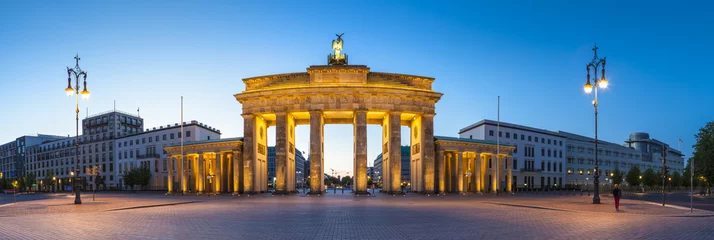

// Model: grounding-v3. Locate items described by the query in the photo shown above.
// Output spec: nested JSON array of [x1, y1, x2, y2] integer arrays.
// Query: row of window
[[119, 131, 191, 148], [489, 130, 563, 146]]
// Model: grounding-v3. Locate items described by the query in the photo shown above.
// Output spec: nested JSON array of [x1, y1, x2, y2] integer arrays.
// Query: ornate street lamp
[[583, 45, 608, 204], [65, 55, 90, 204]]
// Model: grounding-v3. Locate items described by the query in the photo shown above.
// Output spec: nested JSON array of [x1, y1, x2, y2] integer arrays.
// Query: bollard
[[342, 188, 344, 194]]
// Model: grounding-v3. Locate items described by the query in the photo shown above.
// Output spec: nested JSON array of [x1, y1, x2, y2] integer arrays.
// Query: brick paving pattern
[[0, 192, 712, 239]]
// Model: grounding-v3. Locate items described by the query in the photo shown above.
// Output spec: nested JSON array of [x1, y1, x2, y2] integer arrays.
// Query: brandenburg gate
[[167, 35, 514, 196], [235, 34, 443, 194]]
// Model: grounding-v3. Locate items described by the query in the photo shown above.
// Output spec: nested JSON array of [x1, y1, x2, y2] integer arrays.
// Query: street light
[[65, 55, 90, 205], [52, 176, 56, 193], [583, 45, 608, 204]]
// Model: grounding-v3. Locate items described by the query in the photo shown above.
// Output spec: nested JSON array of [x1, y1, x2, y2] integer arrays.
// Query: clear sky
[[1, 1, 712, 176]]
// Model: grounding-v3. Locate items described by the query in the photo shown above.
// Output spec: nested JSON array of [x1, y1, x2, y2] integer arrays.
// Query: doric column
[[353, 110, 368, 194], [309, 111, 324, 194], [177, 155, 185, 193], [214, 153, 221, 193], [242, 114, 255, 193], [457, 151, 464, 193], [198, 154, 205, 194], [437, 150, 445, 194], [506, 155, 513, 192], [388, 111, 402, 193], [275, 112, 288, 194], [232, 151, 241, 194], [422, 114, 435, 193], [167, 155, 174, 194]]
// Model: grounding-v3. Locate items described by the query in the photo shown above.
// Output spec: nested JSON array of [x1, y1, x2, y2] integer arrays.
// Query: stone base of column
[[306, 191, 324, 196], [272, 191, 290, 196], [353, 191, 371, 196], [385, 190, 406, 196], [232, 191, 240, 196], [165, 191, 173, 195], [196, 191, 204, 195]]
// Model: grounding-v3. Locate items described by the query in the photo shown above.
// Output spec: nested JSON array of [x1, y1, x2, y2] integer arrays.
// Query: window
[[499, 131, 502, 137], [547, 162, 551, 171], [528, 136, 532, 142], [535, 137, 539, 142], [506, 132, 510, 138], [541, 148, 545, 156], [186, 131, 191, 137], [513, 133, 518, 139], [149, 137, 152, 143], [541, 138, 544, 144], [142, 138, 146, 144], [135, 139, 139, 145], [548, 139, 551, 144], [488, 158, 492, 168], [548, 149, 551, 157], [513, 159, 517, 169], [163, 135, 167, 140], [178, 132, 182, 138], [170, 133, 175, 140], [521, 135, 524, 140], [559, 151, 562, 158], [559, 141, 562, 146], [541, 161, 545, 171]]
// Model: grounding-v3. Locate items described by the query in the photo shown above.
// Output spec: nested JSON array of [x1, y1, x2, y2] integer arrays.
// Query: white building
[[459, 120, 567, 189], [115, 120, 221, 190], [26, 110, 143, 190], [562, 131, 685, 187]]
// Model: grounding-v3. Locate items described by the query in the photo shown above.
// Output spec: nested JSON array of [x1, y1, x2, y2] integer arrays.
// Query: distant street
[[624, 192, 714, 211]]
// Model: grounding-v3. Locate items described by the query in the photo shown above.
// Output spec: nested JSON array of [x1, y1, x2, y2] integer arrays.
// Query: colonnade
[[167, 151, 241, 195], [436, 151, 513, 194]]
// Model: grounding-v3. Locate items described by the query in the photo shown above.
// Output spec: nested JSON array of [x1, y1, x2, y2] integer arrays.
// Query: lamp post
[[52, 176, 56, 193], [65, 55, 90, 205], [583, 45, 608, 204]]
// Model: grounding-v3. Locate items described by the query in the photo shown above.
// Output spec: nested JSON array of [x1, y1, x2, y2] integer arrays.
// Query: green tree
[[43, 171, 55, 192], [26, 173, 36, 192], [341, 176, 352, 186], [671, 171, 682, 188], [691, 121, 714, 189], [135, 167, 152, 189], [626, 165, 642, 186], [95, 175, 106, 191], [122, 169, 135, 190], [611, 167, 624, 185], [367, 178, 373, 187], [643, 168, 658, 187]]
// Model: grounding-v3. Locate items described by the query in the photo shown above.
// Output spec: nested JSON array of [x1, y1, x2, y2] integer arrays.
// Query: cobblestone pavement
[[0, 192, 713, 239]]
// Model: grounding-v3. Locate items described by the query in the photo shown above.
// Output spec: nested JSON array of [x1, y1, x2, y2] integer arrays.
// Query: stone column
[[497, 155, 504, 192], [437, 150, 445, 194], [242, 114, 255, 194], [506, 155, 513, 192], [474, 153, 482, 192], [445, 152, 452, 192], [422, 114, 435, 194], [275, 112, 288, 194], [167, 155, 174, 194], [457, 151, 464, 193], [214, 153, 221, 194], [178, 155, 185, 194], [309, 111, 323, 194], [388, 112, 402, 193], [232, 151, 241, 194], [354, 110, 368, 194], [197, 154, 204, 194]]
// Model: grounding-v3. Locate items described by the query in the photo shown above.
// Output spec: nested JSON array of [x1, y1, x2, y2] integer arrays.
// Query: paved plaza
[[0, 192, 712, 239]]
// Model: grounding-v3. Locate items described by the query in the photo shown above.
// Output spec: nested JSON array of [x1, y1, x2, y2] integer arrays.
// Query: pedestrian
[[612, 184, 621, 212]]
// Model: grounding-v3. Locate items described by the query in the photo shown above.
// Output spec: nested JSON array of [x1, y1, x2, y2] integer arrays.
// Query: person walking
[[612, 184, 622, 212]]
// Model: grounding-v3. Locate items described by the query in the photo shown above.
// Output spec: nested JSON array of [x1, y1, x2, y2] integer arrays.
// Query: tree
[[135, 167, 151, 189], [611, 167, 624, 185], [691, 121, 714, 189], [671, 171, 682, 188], [341, 176, 352, 186], [26, 173, 36, 192], [43, 171, 55, 192], [626, 165, 641, 187], [367, 178, 373, 187], [643, 168, 658, 187], [95, 175, 106, 191]]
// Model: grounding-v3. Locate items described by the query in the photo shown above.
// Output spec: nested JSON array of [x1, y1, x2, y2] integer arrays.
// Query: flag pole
[[180, 96, 184, 195], [497, 96, 500, 195]]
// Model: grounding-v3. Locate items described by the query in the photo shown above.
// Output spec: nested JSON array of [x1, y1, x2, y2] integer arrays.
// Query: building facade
[[25, 110, 143, 190], [562, 131, 684, 187], [371, 146, 411, 186], [115, 120, 221, 190], [460, 120, 567, 189], [1, 134, 65, 179]]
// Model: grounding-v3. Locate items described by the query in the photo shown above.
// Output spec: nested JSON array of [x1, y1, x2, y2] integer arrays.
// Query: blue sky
[[1, 1, 712, 174]]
